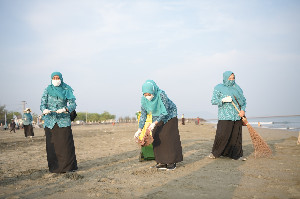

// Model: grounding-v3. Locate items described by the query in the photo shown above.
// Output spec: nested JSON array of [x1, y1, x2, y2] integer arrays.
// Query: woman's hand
[[56, 108, 67, 114], [148, 121, 158, 131], [43, 109, 51, 115], [134, 129, 142, 139], [239, 110, 245, 117]]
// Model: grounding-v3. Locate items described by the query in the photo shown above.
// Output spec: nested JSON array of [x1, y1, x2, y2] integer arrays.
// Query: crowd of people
[[3, 70, 250, 173]]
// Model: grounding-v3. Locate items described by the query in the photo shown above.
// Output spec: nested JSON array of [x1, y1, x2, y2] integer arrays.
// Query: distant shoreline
[[205, 114, 300, 120]]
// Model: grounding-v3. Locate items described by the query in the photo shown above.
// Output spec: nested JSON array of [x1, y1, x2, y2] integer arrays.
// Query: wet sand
[[0, 122, 299, 199]]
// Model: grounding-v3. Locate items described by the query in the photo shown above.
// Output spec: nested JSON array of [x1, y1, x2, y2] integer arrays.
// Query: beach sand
[[0, 122, 299, 199]]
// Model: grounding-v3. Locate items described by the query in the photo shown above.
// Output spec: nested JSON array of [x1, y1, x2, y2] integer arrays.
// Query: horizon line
[[205, 115, 300, 120]]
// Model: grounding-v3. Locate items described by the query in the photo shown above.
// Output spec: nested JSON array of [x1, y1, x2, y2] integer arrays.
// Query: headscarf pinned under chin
[[215, 71, 245, 105], [141, 80, 168, 117], [46, 72, 75, 100]]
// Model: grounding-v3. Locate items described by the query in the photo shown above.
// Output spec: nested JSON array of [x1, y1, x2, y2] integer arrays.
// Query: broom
[[231, 101, 272, 158]]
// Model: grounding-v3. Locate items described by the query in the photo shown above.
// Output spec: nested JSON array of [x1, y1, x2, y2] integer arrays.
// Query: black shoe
[[156, 163, 167, 170], [167, 163, 176, 171]]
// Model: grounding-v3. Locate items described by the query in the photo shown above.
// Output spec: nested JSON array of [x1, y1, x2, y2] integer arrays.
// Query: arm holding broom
[[231, 101, 248, 125], [222, 95, 246, 118]]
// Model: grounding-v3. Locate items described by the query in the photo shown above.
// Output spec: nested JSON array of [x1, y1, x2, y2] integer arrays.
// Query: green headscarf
[[141, 80, 168, 117], [46, 72, 75, 100]]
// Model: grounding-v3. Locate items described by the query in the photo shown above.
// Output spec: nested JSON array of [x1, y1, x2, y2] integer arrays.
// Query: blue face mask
[[228, 80, 235, 86], [224, 79, 235, 86]]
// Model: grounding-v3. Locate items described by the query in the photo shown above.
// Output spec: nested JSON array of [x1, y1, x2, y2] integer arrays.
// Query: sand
[[0, 122, 299, 199]]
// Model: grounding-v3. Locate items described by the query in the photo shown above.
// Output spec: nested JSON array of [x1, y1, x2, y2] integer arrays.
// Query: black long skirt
[[211, 120, 243, 160], [24, 125, 34, 137], [45, 124, 78, 173], [152, 117, 183, 164]]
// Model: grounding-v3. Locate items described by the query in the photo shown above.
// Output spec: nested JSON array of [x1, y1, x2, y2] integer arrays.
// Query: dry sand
[[0, 122, 299, 199]]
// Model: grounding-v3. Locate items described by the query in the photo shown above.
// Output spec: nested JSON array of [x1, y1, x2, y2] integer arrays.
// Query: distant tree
[[124, 116, 130, 122], [76, 112, 87, 122], [74, 111, 116, 122], [6, 112, 22, 121], [100, 111, 115, 121], [0, 105, 7, 124], [0, 105, 6, 117], [0, 105, 22, 125], [131, 117, 137, 122]]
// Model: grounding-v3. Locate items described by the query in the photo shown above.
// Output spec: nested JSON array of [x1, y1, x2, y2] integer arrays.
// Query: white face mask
[[52, 80, 61, 87], [145, 95, 154, 101], [26, 111, 30, 113]]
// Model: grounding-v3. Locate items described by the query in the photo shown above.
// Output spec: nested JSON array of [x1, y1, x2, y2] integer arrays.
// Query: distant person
[[23, 108, 34, 138], [9, 119, 16, 133], [181, 114, 185, 125], [40, 72, 78, 173], [209, 71, 247, 160], [196, 117, 200, 125], [297, 132, 300, 145], [135, 80, 183, 170]]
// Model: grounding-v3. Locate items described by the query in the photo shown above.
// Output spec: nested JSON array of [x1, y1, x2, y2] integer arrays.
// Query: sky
[[0, 0, 299, 120]]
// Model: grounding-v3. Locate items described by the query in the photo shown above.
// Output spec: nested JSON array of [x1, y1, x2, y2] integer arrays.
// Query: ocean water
[[247, 115, 300, 131], [207, 115, 300, 131]]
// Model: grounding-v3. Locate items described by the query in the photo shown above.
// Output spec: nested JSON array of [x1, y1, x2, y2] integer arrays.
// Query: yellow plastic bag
[[137, 112, 152, 140]]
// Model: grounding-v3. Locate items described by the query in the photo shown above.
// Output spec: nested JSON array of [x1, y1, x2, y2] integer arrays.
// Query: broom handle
[[231, 101, 241, 113], [231, 101, 248, 125]]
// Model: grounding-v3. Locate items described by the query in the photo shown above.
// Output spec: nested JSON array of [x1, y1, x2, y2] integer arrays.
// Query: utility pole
[[4, 111, 7, 129], [86, 112, 88, 123], [21, 101, 26, 116]]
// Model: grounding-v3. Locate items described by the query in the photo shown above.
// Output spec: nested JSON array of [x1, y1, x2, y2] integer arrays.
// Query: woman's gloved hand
[[222, 96, 233, 103], [134, 129, 142, 139], [43, 109, 51, 115], [148, 122, 156, 131], [56, 108, 67, 114]]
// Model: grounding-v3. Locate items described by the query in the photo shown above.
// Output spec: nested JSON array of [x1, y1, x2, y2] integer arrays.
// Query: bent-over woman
[[135, 80, 183, 170], [210, 71, 247, 160], [40, 72, 78, 173]]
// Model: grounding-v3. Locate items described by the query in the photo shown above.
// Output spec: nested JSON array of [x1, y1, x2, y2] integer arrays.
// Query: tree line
[[74, 111, 116, 122], [0, 105, 22, 125], [0, 105, 117, 125]]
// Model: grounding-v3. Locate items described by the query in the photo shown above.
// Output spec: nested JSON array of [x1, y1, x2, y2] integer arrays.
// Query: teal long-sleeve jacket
[[40, 88, 76, 129], [22, 113, 33, 125], [211, 71, 246, 121]]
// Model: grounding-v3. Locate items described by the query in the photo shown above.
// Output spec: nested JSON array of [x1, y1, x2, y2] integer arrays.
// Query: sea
[[207, 115, 300, 132]]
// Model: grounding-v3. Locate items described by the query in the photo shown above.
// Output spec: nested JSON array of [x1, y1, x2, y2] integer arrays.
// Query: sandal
[[208, 153, 216, 159]]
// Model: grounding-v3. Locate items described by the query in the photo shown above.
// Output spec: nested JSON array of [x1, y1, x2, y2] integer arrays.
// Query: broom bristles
[[244, 118, 272, 158], [231, 101, 272, 158], [137, 127, 154, 147]]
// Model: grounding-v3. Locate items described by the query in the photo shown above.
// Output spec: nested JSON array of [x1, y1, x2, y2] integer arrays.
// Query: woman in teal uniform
[[135, 80, 183, 170], [40, 72, 78, 173], [210, 71, 247, 160], [22, 108, 34, 138]]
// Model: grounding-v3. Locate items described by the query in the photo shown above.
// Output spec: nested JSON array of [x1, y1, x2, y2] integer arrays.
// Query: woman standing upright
[[23, 108, 34, 138], [135, 80, 183, 170], [40, 72, 78, 173], [210, 71, 247, 160]]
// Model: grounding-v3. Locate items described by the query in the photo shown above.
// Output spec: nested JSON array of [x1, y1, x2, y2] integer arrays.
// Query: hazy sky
[[0, 0, 299, 119]]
